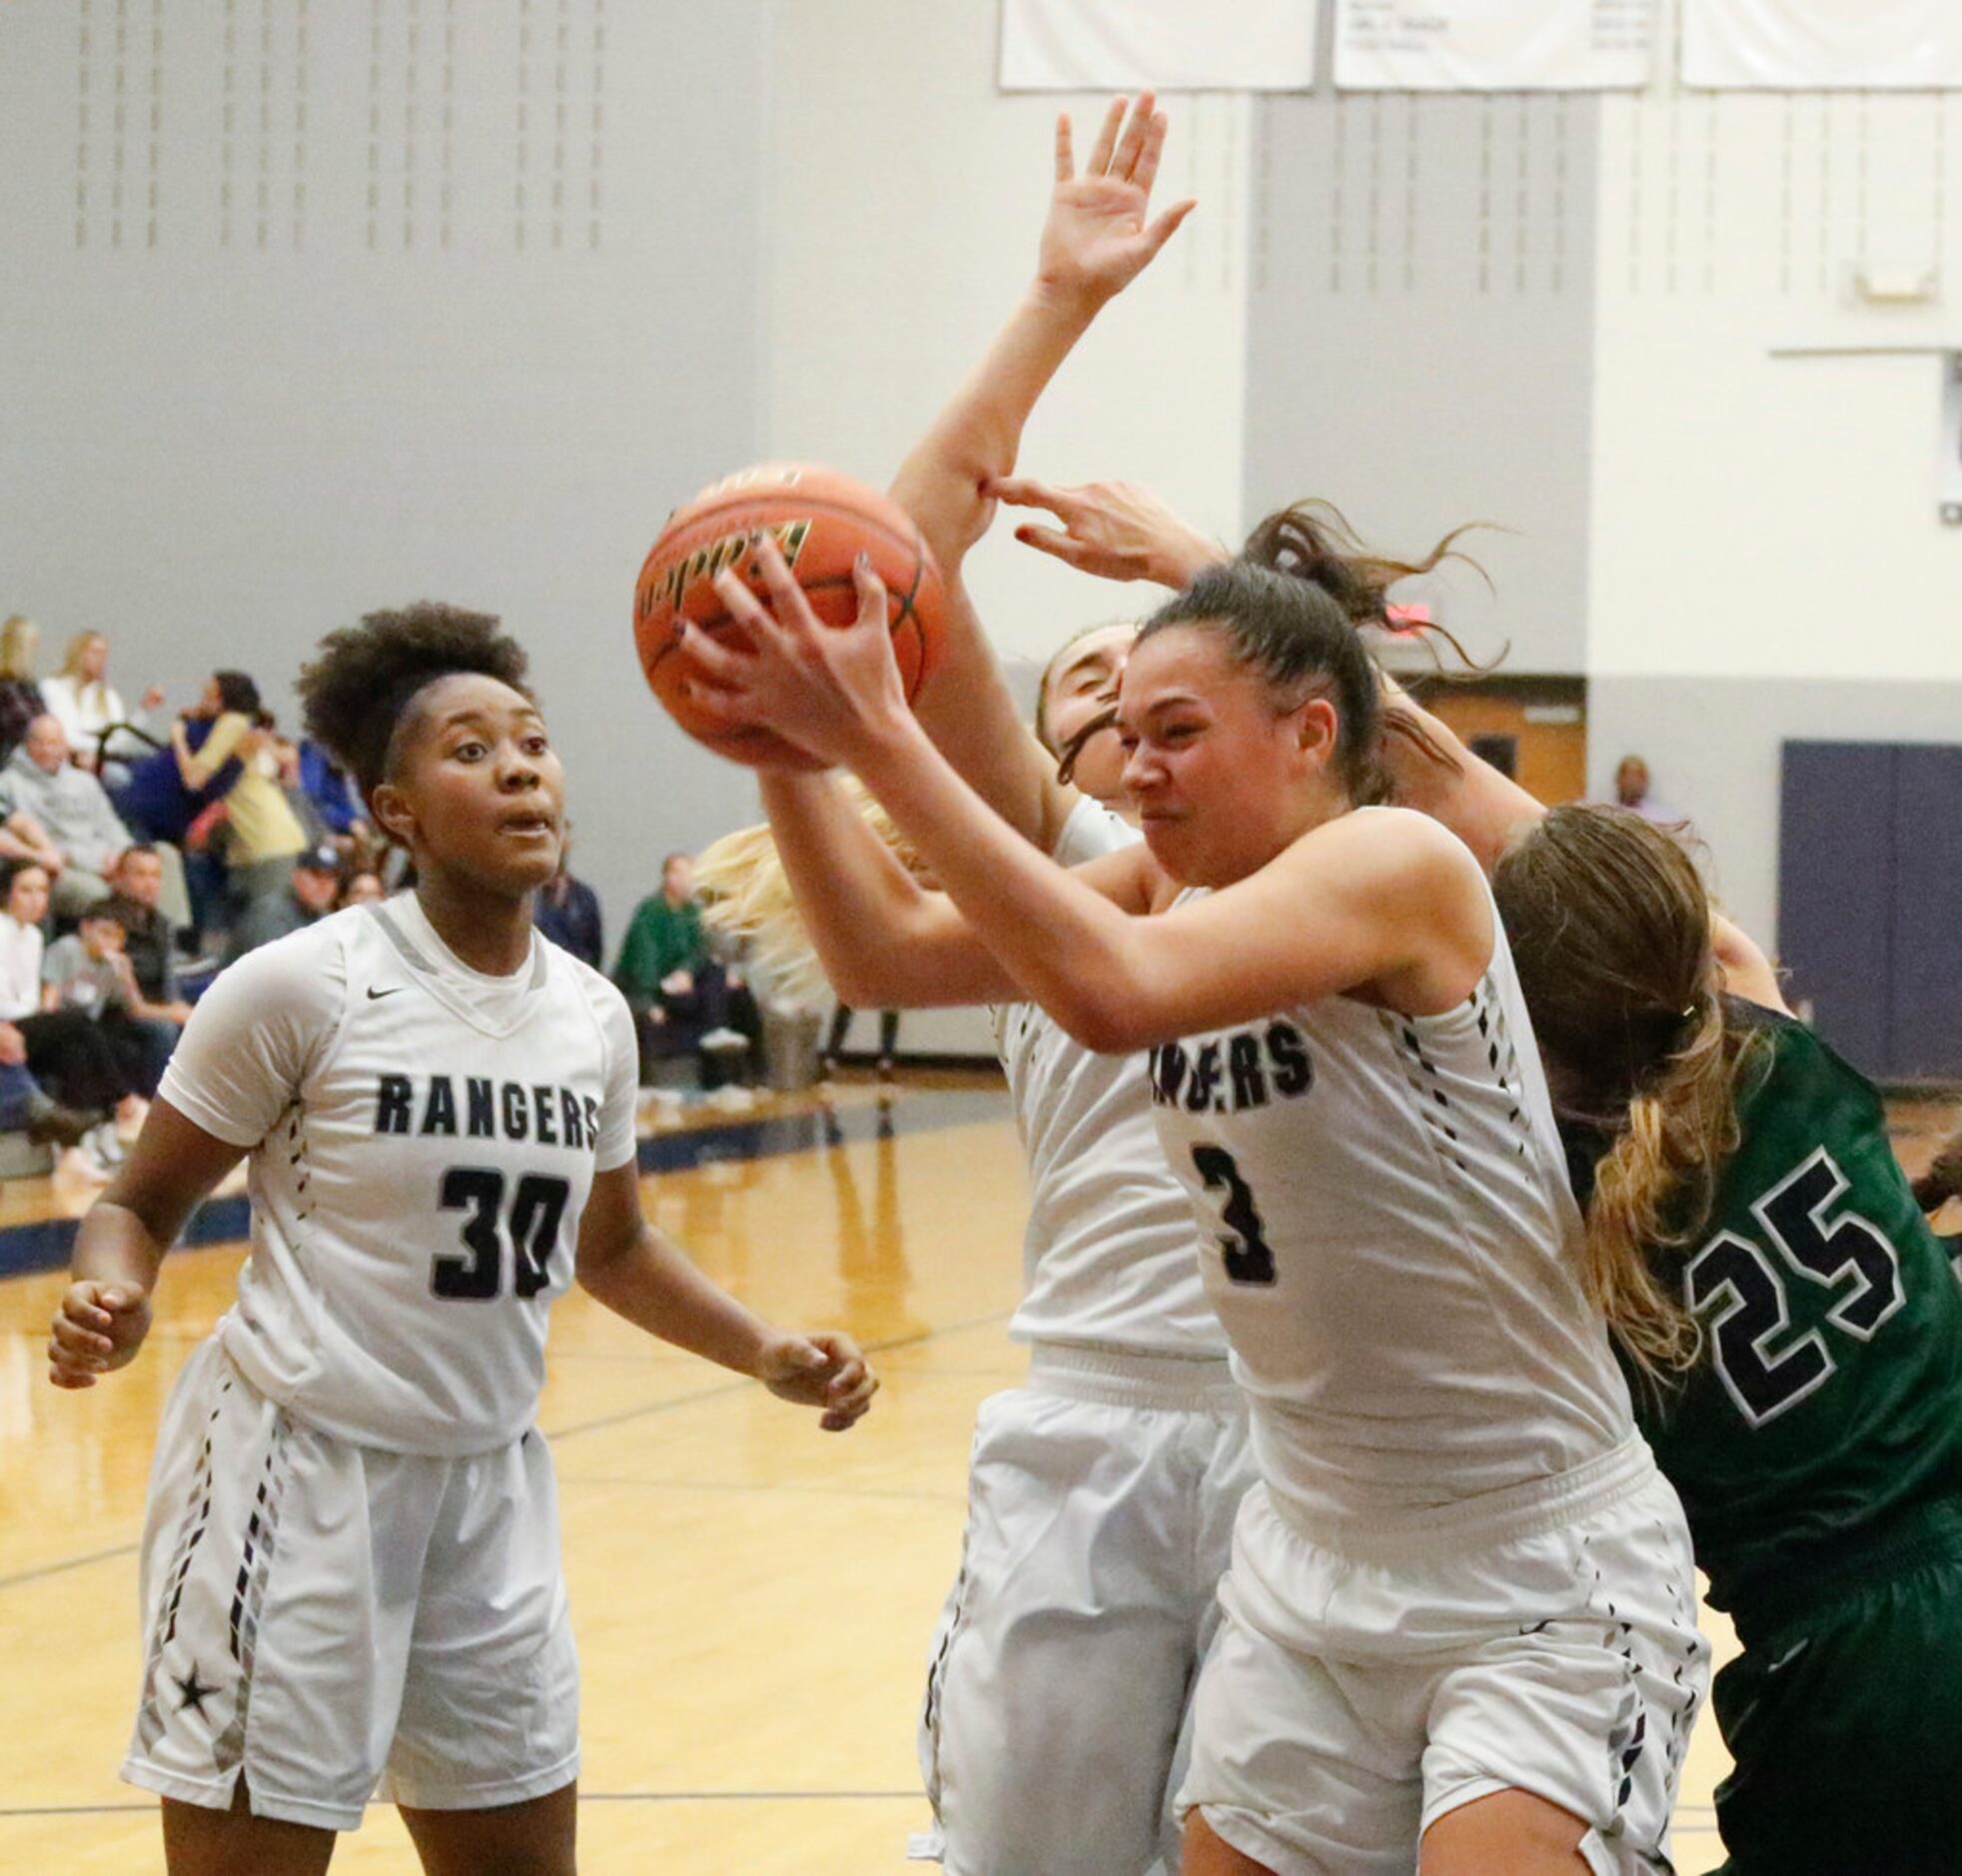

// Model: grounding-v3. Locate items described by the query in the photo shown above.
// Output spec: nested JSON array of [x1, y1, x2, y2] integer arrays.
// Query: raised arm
[[1375, 674, 1545, 871], [888, 94, 1194, 855]]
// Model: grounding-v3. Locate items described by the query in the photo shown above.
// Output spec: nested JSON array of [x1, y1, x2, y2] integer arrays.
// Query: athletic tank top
[[996, 797, 1227, 1360], [1569, 1003, 1962, 1616], [1149, 816, 1632, 1534], [160, 896, 639, 1454]]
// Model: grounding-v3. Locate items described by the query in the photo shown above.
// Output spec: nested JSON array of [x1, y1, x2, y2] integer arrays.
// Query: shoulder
[[215, 912, 354, 1011], [1052, 795, 1143, 866], [552, 945, 638, 1060], [553, 942, 634, 1022], [1287, 805, 1482, 898]]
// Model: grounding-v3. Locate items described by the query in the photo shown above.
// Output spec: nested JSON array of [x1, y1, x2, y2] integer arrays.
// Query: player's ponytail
[[1581, 969, 1744, 1382], [1493, 806, 1761, 1387]]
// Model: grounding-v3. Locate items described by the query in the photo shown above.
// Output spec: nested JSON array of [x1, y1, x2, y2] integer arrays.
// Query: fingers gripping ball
[[635, 463, 947, 768]]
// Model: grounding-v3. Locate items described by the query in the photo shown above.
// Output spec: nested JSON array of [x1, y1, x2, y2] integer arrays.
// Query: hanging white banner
[[998, 0, 1319, 93], [1333, 0, 1656, 91], [1682, 0, 1962, 90]]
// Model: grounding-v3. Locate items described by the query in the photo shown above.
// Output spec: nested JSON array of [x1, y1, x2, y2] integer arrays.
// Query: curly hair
[[297, 602, 530, 801]]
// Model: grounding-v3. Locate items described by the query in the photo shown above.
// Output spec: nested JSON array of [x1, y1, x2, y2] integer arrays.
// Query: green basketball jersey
[[1588, 1004, 1962, 1618]]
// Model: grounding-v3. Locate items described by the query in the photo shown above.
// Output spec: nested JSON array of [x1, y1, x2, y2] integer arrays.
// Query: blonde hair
[[0, 615, 39, 683], [693, 776, 925, 1001], [58, 630, 107, 686], [1491, 806, 1762, 1386]]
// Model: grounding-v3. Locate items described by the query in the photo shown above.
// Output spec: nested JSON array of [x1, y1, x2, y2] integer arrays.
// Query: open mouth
[[499, 811, 557, 837]]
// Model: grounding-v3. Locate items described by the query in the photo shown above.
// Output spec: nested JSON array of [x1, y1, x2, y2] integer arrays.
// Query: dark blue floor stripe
[[0, 1089, 1006, 1283]]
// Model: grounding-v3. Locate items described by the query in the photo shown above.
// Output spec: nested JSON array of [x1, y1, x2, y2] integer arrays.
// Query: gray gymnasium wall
[[0, 0, 769, 944], [1586, 674, 1962, 963], [1242, 93, 1600, 674]]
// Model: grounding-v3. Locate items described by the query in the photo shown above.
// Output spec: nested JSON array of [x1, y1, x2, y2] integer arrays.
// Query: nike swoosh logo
[[367, 986, 406, 1001]]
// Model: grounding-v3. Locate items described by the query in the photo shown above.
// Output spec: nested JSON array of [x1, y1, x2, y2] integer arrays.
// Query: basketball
[[633, 462, 947, 768]]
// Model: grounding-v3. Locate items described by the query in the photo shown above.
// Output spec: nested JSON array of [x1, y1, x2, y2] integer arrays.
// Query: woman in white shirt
[[0, 860, 139, 1140], [41, 630, 164, 773]]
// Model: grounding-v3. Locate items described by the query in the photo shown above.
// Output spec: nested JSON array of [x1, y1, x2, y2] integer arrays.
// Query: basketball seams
[[635, 468, 943, 765], [638, 521, 934, 704]]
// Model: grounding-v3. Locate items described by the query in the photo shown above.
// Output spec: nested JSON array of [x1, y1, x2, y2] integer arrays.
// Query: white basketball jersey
[[159, 895, 639, 1456], [995, 797, 1227, 1360], [1149, 820, 1633, 1533]]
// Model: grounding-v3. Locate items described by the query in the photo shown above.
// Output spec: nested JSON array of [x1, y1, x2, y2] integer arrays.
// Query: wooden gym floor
[[1, 1070, 1954, 1873]]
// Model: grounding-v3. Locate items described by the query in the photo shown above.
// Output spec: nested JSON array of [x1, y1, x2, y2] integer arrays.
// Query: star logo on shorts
[[173, 1662, 222, 1718]]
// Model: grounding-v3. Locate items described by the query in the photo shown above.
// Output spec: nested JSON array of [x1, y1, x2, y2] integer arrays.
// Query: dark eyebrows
[[1115, 691, 1206, 734]]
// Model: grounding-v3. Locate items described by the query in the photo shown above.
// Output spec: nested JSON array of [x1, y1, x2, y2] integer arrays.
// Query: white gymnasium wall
[[756, 0, 1254, 1052], [0, 0, 771, 941], [1585, 4, 1962, 949], [1588, 79, 1962, 686], [1244, 91, 1604, 675], [758, 0, 1253, 665]]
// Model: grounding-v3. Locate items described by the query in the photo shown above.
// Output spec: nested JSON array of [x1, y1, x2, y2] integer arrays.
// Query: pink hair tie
[[1384, 601, 1433, 632]]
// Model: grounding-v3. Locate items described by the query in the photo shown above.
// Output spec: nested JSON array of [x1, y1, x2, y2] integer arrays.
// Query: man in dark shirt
[[225, 844, 341, 963], [106, 846, 193, 1019]]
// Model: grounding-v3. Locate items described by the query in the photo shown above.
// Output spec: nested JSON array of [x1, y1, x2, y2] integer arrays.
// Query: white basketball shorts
[[915, 1345, 1256, 1876], [122, 1338, 579, 1832], [1182, 1437, 1707, 1876]]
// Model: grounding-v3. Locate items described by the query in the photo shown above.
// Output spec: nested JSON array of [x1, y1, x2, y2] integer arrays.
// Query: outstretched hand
[[48, 1280, 152, 1389], [986, 474, 1226, 587], [1037, 92, 1196, 311], [680, 535, 912, 771], [756, 1330, 879, 1432]]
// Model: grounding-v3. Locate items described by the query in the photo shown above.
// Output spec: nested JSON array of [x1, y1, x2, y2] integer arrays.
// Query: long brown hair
[[1240, 499, 1487, 781], [1491, 806, 1761, 1383]]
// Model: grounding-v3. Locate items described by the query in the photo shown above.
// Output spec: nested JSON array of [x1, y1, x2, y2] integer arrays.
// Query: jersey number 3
[[1684, 1146, 1903, 1428], [1191, 1145, 1278, 1286], [434, 1169, 571, 1301]]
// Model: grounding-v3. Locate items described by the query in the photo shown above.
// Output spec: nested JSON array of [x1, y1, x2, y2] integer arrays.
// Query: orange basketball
[[633, 462, 946, 769]]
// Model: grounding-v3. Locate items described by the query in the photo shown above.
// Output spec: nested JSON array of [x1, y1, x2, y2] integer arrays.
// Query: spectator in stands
[[105, 846, 194, 1021], [533, 825, 603, 968], [221, 711, 310, 935], [338, 868, 386, 908], [40, 629, 163, 773], [0, 714, 132, 917], [615, 852, 709, 1075], [43, 901, 179, 1100], [615, 852, 760, 1085], [297, 736, 372, 852], [224, 842, 340, 962], [0, 615, 47, 759], [0, 860, 142, 1171], [0, 1023, 96, 1161], [1609, 754, 1683, 828], [105, 668, 259, 846]]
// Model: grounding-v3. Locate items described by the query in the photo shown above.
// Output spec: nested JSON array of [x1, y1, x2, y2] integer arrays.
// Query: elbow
[[1049, 982, 1161, 1056], [822, 949, 920, 1012]]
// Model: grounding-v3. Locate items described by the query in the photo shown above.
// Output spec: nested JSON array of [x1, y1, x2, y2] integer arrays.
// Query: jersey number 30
[[1684, 1146, 1903, 1427], [434, 1169, 571, 1301]]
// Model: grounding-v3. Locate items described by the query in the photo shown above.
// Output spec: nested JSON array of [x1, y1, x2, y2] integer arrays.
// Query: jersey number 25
[[1684, 1146, 1903, 1428]]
